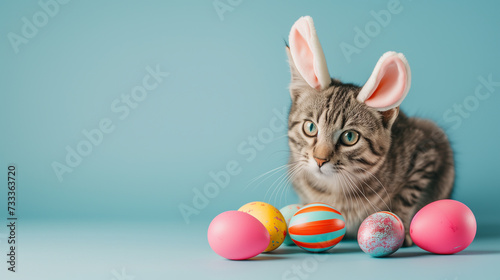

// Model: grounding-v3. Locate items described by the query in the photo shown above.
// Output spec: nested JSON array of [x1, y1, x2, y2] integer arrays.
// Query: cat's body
[[285, 16, 454, 246]]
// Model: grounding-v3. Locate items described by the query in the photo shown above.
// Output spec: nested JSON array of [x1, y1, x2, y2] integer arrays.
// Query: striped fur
[[286, 52, 455, 247]]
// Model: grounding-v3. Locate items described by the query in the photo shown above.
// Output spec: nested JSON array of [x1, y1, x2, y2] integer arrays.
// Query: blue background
[[0, 1, 499, 279]]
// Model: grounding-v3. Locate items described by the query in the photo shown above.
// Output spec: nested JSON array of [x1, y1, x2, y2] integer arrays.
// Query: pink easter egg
[[410, 199, 476, 254], [207, 211, 270, 260]]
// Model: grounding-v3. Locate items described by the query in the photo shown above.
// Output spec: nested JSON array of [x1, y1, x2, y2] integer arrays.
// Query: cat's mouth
[[307, 162, 347, 189], [314, 162, 342, 176]]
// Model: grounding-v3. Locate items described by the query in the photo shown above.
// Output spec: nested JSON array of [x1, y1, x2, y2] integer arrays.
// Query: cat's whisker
[[245, 163, 293, 191], [284, 163, 306, 204], [342, 172, 366, 219], [272, 134, 289, 141], [279, 150, 304, 158], [336, 169, 353, 211], [339, 170, 370, 218], [361, 167, 393, 211], [343, 171, 378, 211], [272, 166, 295, 207], [269, 150, 291, 153], [266, 164, 301, 204], [278, 165, 303, 207], [246, 164, 289, 185], [248, 167, 289, 193], [342, 170, 381, 213], [335, 167, 358, 212], [276, 169, 292, 207], [265, 167, 295, 203], [270, 166, 302, 207], [265, 150, 301, 161], [276, 164, 303, 206], [348, 167, 393, 212]]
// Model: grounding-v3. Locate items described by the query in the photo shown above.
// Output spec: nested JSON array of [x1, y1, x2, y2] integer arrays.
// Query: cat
[[285, 16, 454, 246]]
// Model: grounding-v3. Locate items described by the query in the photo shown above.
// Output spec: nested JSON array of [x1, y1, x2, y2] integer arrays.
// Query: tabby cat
[[285, 16, 454, 246]]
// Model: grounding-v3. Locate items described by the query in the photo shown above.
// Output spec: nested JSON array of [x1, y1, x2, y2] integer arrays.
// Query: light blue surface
[[0, 1, 499, 279], [0, 221, 499, 280]]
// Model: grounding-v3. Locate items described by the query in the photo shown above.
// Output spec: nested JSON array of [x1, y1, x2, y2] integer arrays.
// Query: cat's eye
[[340, 130, 359, 146], [303, 121, 318, 137]]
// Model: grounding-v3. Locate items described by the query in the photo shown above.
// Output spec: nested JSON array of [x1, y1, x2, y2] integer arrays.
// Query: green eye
[[303, 121, 318, 137], [340, 130, 359, 146]]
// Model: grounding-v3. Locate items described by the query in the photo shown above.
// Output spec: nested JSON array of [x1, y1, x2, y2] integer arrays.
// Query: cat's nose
[[313, 145, 332, 167], [314, 157, 329, 167]]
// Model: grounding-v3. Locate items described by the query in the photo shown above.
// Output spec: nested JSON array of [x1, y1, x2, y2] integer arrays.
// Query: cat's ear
[[287, 16, 331, 92], [357, 52, 411, 111]]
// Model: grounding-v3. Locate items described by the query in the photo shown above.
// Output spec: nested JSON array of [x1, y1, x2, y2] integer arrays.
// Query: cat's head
[[286, 16, 411, 184]]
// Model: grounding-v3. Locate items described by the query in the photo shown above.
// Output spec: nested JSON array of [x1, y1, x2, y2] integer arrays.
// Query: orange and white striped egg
[[289, 203, 346, 252]]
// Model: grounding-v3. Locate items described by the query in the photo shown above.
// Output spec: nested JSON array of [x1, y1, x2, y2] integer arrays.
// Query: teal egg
[[279, 204, 302, 245]]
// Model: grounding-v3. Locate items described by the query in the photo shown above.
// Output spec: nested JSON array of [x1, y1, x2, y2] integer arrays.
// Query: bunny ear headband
[[288, 16, 411, 111]]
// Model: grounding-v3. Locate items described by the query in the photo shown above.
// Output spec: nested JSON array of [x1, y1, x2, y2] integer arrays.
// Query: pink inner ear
[[364, 56, 407, 108], [289, 21, 321, 90]]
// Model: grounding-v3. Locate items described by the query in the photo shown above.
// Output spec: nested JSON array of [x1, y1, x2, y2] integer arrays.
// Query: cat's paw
[[402, 233, 413, 247]]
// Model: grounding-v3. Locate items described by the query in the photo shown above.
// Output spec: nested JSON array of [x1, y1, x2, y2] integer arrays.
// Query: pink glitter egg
[[410, 199, 476, 254], [357, 211, 405, 257]]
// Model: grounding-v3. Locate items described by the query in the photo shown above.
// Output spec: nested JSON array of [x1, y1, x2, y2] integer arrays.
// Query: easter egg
[[279, 204, 302, 245], [289, 203, 346, 252], [207, 211, 270, 260], [238, 202, 287, 252], [357, 211, 405, 257], [410, 199, 476, 254]]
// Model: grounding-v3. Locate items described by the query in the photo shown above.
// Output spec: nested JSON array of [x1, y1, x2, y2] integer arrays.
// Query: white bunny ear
[[289, 16, 331, 91], [357, 52, 411, 111]]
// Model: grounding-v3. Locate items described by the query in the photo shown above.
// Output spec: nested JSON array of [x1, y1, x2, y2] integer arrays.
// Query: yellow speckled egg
[[238, 202, 287, 252]]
